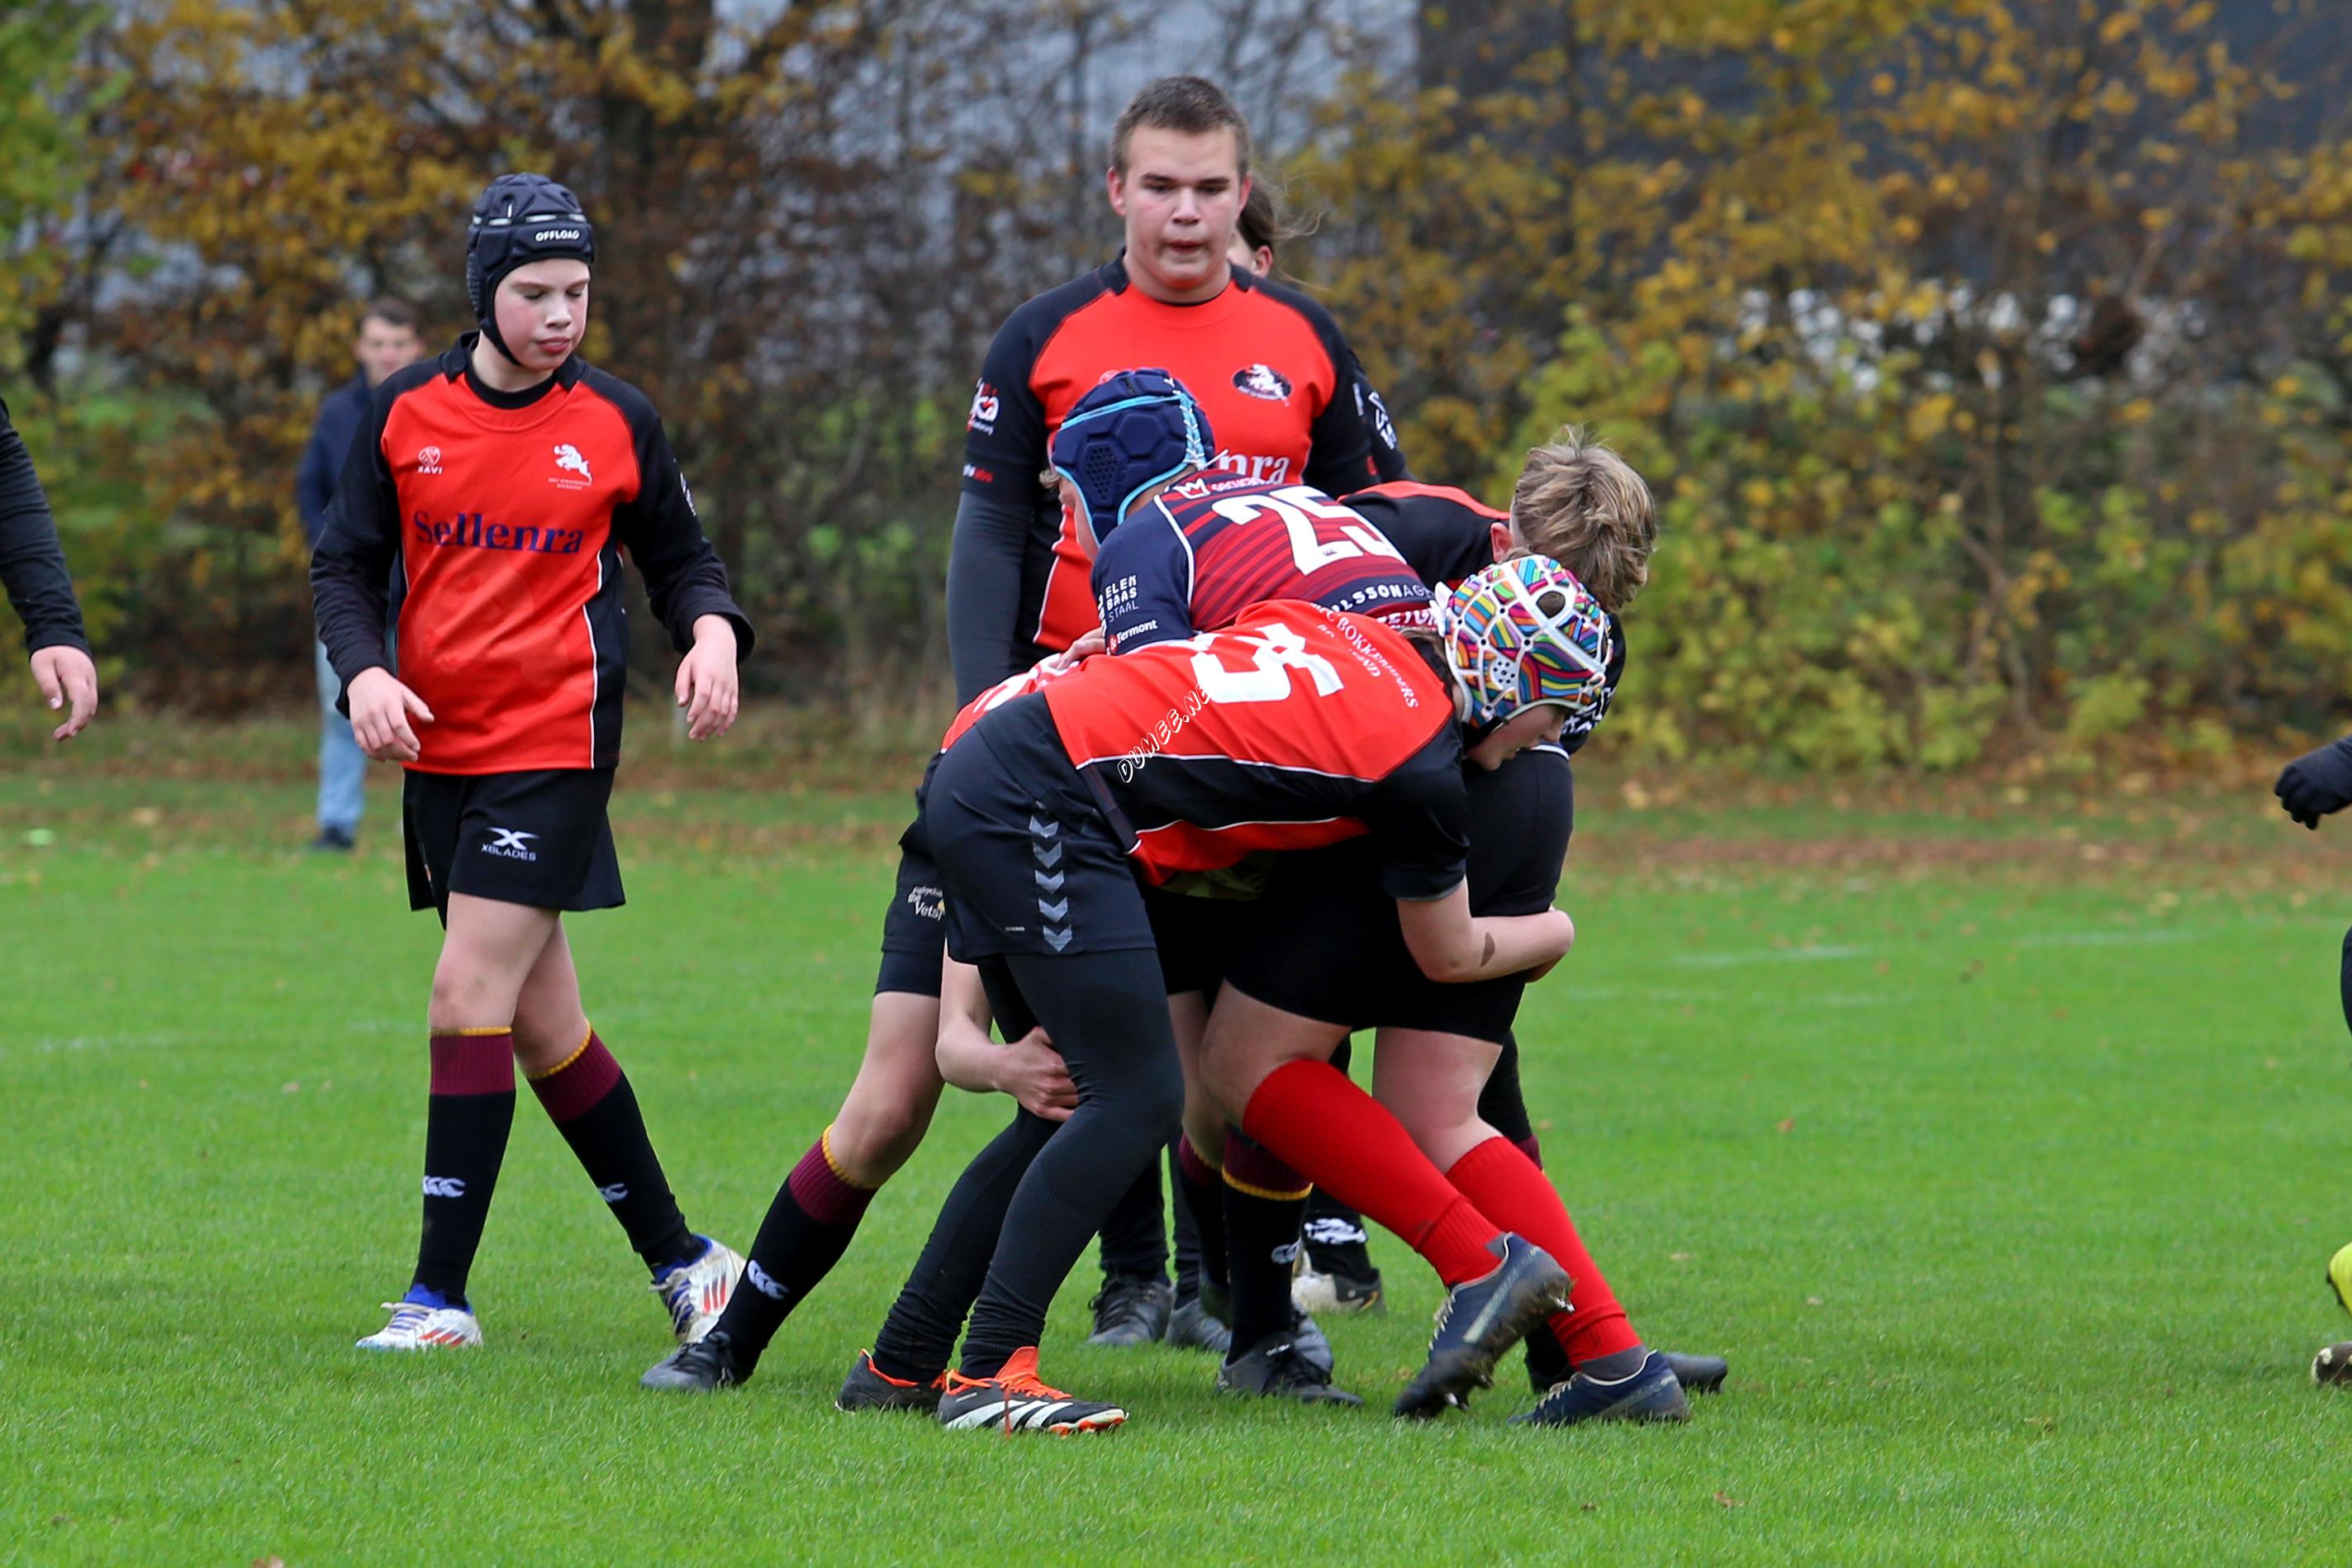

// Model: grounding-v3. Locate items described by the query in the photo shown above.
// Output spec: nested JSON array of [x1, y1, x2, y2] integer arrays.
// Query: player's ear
[[1106, 164, 1128, 217], [1490, 520, 1512, 562]]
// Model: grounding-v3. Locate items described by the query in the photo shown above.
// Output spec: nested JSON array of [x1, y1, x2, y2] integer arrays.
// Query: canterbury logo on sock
[[746, 1261, 790, 1301], [1271, 1241, 1302, 1266], [422, 1176, 468, 1198], [598, 1182, 630, 1204], [1304, 1218, 1368, 1247]]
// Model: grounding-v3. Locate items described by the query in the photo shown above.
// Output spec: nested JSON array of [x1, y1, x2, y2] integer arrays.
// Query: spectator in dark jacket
[[297, 297, 424, 850], [0, 396, 97, 741]]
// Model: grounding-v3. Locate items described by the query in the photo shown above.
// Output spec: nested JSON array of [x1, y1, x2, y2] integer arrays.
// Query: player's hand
[[28, 645, 97, 742], [347, 666, 433, 763], [2275, 736, 2352, 829], [1064, 626, 1107, 661], [994, 1027, 1078, 1122], [677, 615, 740, 741]]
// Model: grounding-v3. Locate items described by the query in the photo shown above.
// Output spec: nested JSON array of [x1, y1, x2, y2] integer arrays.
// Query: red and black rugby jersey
[[1037, 600, 1467, 896], [958, 254, 1380, 658], [1091, 476, 1432, 654], [311, 336, 751, 775]]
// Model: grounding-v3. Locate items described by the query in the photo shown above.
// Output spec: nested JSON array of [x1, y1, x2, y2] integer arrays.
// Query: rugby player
[[0, 396, 98, 740], [2269, 741, 2352, 1384], [948, 75, 1390, 1342], [311, 173, 751, 1352]]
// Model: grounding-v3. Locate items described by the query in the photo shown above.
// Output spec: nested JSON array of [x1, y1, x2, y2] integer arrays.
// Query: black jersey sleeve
[[1348, 354, 1411, 484], [1252, 277, 1378, 496], [1342, 485, 1500, 590], [0, 397, 91, 657], [309, 373, 413, 696], [1559, 614, 1626, 756], [596, 375, 754, 660], [1366, 725, 1472, 902], [1094, 505, 1196, 654], [958, 309, 1052, 508], [947, 487, 1041, 701]]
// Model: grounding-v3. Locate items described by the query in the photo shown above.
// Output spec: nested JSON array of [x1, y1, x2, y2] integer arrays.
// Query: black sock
[[1096, 1152, 1170, 1284], [871, 1110, 1058, 1384], [1173, 1133, 1228, 1300], [1171, 1141, 1205, 1303], [1221, 1129, 1311, 1355], [414, 1030, 516, 1303], [710, 1130, 877, 1370], [1302, 1188, 1376, 1278], [528, 1030, 694, 1271]]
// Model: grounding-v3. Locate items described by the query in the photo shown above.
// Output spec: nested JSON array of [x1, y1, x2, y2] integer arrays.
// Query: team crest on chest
[[550, 442, 593, 490], [416, 445, 444, 475], [1232, 363, 1293, 403]]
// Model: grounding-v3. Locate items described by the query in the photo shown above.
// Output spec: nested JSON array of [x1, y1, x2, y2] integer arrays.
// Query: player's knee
[[427, 964, 506, 1033], [832, 1095, 935, 1181], [1130, 1052, 1186, 1142]]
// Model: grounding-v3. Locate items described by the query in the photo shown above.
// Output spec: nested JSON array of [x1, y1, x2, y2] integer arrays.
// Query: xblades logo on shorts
[[482, 827, 539, 862]]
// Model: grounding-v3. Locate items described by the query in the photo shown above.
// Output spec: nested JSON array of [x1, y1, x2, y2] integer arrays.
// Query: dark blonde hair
[[1509, 427, 1658, 613], [1111, 75, 1250, 178]]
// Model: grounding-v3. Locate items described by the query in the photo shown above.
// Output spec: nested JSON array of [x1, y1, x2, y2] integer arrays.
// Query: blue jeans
[[315, 639, 366, 834]]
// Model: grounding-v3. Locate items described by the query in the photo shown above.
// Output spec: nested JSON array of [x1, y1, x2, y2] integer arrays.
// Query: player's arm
[[0, 397, 97, 740], [1347, 351, 1411, 484], [1371, 729, 1574, 982], [2276, 731, 2352, 829], [1396, 881, 1575, 984], [611, 402, 754, 741], [947, 320, 1052, 701], [1297, 302, 1379, 497], [309, 382, 430, 758], [294, 402, 340, 548], [934, 957, 1077, 1120], [1092, 511, 1196, 655]]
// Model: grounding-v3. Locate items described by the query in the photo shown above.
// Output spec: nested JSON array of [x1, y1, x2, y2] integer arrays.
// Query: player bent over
[[311, 174, 750, 1352], [2268, 739, 2352, 1384]]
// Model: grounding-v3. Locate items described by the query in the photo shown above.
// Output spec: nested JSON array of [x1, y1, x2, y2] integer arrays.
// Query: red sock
[[1241, 1059, 1501, 1285], [1445, 1136, 1639, 1366]]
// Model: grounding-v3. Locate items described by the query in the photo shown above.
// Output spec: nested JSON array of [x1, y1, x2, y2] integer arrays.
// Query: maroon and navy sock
[[527, 1029, 696, 1272], [1220, 1130, 1312, 1354], [1172, 1134, 1229, 1300], [413, 1029, 516, 1304], [708, 1128, 878, 1368]]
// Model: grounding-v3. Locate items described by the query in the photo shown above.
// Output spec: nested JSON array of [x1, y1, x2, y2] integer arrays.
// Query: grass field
[[6, 720, 2352, 1566]]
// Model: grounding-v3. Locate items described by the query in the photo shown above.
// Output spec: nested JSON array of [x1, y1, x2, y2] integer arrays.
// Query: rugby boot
[[357, 1286, 481, 1352], [641, 1329, 744, 1392], [1393, 1234, 1570, 1419], [937, 1348, 1126, 1433], [1217, 1333, 1362, 1407], [652, 1236, 744, 1344], [1513, 1348, 1690, 1428], [837, 1349, 947, 1414], [1165, 1295, 1233, 1355], [1086, 1271, 1173, 1347]]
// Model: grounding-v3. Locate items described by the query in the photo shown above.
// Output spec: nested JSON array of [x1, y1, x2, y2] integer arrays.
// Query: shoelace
[[653, 1266, 697, 1333], [377, 1302, 432, 1337]]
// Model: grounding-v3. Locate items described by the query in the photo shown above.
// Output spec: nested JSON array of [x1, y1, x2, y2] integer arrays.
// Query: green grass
[[6, 748, 2352, 1566]]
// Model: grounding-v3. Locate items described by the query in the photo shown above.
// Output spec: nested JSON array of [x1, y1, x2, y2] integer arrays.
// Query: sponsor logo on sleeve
[[967, 379, 1001, 434]]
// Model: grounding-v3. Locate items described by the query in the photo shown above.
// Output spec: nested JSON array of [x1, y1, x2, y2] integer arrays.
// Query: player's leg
[[940, 946, 1182, 1428], [1297, 1036, 1385, 1315], [1090, 1152, 1173, 1347], [511, 921, 737, 1342], [359, 885, 554, 1350], [1376, 1025, 1699, 1423], [1204, 982, 1570, 1416]]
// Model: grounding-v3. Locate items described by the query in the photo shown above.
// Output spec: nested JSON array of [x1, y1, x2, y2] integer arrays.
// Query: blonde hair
[[1509, 427, 1658, 613]]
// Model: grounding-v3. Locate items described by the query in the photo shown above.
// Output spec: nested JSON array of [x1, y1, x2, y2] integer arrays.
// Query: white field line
[[1664, 925, 2203, 972]]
